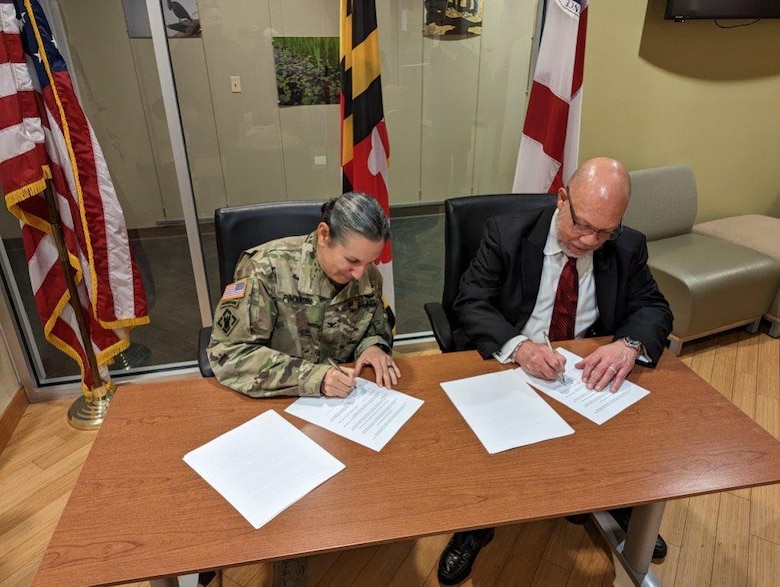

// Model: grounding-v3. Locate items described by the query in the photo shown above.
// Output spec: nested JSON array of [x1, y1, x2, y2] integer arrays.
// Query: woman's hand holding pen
[[321, 359, 355, 397], [322, 347, 401, 397]]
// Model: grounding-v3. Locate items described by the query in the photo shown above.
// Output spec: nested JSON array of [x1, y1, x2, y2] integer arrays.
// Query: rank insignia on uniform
[[222, 279, 247, 300], [216, 308, 239, 335]]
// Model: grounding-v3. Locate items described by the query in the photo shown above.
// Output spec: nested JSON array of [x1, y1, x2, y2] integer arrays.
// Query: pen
[[327, 357, 349, 376], [543, 331, 567, 385]]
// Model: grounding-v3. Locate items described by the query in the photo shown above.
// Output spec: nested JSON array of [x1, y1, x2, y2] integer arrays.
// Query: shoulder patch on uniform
[[221, 279, 247, 300], [216, 307, 239, 336]]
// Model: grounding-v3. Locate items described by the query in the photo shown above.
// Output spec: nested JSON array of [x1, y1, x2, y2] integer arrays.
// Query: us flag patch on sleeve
[[221, 279, 247, 300]]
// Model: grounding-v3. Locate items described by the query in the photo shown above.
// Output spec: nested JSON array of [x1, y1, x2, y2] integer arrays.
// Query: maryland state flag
[[339, 0, 395, 312], [0, 0, 149, 393]]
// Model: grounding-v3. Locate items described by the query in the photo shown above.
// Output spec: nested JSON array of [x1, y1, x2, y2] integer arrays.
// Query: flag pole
[[42, 181, 114, 429]]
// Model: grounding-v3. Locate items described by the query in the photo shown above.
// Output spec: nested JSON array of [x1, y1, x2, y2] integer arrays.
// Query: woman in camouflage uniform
[[207, 192, 399, 398]]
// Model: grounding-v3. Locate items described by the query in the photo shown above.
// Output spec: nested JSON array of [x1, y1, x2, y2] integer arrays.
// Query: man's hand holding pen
[[512, 335, 567, 382]]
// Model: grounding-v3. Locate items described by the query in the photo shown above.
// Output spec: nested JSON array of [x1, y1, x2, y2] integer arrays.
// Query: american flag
[[513, 0, 589, 193], [221, 279, 246, 301], [0, 0, 149, 393], [339, 0, 395, 313]]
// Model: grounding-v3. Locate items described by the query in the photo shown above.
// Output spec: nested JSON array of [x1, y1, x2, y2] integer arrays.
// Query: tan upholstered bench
[[624, 166, 780, 355], [693, 214, 780, 337]]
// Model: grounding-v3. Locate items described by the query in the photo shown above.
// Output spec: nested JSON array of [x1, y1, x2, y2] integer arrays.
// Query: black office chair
[[423, 193, 557, 353], [198, 201, 324, 376]]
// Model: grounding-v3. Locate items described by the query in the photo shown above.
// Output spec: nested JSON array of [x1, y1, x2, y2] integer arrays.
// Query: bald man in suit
[[437, 158, 673, 585]]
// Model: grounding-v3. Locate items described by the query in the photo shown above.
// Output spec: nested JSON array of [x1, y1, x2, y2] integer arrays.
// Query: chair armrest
[[384, 305, 395, 347], [423, 302, 456, 353], [198, 326, 214, 377]]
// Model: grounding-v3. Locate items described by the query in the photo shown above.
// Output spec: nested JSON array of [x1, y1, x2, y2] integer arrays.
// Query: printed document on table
[[285, 378, 424, 451], [516, 348, 650, 425], [440, 369, 574, 454], [183, 410, 344, 530]]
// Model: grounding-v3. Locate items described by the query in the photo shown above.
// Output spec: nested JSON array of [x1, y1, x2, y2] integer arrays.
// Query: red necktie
[[549, 256, 579, 342]]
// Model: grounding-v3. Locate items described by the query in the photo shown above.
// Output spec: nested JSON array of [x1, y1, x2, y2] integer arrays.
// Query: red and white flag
[[339, 0, 395, 314], [0, 0, 149, 393], [513, 0, 589, 193]]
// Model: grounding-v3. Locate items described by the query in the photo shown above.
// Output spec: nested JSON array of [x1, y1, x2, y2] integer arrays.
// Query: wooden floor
[[1, 327, 778, 587]]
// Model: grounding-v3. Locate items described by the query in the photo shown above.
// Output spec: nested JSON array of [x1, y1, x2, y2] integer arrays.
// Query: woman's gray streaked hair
[[320, 192, 391, 244]]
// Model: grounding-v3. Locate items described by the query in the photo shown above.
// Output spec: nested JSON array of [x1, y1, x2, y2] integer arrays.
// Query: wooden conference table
[[34, 340, 780, 586]]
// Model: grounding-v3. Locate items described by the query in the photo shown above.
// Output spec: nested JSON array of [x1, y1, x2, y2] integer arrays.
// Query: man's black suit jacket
[[453, 206, 673, 366]]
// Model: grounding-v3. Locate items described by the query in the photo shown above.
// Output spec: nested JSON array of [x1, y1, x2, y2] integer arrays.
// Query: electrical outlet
[[230, 76, 241, 93]]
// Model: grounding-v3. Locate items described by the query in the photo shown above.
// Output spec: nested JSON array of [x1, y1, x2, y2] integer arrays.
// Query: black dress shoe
[[609, 507, 668, 560], [437, 527, 495, 585], [565, 514, 590, 525]]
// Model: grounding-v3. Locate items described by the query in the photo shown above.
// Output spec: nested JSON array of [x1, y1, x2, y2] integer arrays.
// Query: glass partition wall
[[0, 0, 539, 399]]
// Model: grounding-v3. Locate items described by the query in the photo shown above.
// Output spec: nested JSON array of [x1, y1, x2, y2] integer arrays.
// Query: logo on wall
[[424, 0, 483, 39], [163, 0, 200, 37], [123, 0, 200, 38]]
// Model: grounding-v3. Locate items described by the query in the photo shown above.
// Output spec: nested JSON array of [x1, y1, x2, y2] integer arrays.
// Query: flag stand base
[[67, 383, 116, 430]]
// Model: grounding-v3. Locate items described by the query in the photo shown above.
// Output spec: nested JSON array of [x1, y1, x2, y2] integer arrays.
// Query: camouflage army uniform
[[207, 231, 391, 398]]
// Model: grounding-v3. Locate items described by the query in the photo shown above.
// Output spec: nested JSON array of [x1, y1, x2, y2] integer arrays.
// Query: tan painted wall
[[0, 299, 20, 414], [581, 0, 780, 221]]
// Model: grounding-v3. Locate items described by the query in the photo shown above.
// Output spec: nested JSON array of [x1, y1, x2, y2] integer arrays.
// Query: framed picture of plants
[[272, 37, 340, 107]]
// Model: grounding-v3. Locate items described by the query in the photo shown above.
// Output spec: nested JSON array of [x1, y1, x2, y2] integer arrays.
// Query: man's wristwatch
[[621, 336, 643, 352]]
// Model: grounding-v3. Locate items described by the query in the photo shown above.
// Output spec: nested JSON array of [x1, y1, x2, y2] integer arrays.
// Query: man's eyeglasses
[[565, 187, 623, 241]]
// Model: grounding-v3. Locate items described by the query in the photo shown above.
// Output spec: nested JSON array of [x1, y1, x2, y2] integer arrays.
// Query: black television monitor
[[665, 0, 780, 20]]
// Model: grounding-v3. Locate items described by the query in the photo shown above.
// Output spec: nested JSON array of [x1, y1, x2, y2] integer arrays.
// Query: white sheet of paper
[[182, 410, 344, 529], [284, 377, 424, 451], [517, 348, 650, 425], [440, 369, 574, 454]]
